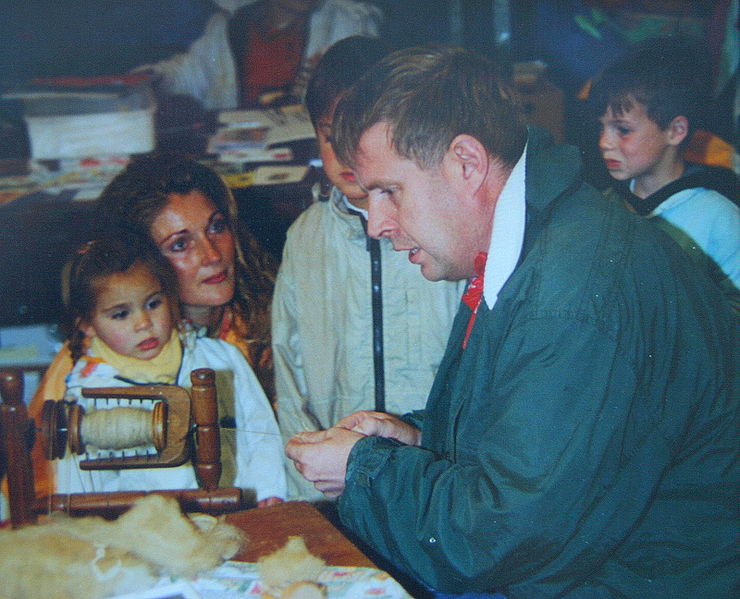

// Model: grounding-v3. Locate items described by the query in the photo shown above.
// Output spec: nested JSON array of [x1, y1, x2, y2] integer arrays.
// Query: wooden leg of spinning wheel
[[0, 368, 37, 527], [190, 368, 221, 491]]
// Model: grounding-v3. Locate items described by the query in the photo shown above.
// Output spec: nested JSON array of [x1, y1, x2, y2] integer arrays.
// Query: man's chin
[[418, 262, 445, 282]]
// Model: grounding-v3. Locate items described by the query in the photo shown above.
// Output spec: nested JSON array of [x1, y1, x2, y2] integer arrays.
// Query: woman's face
[[149, 190, 236, 309]]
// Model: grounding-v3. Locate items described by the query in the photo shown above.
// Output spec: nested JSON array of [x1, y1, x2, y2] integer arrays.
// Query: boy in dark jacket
[[590, 36, 739, 311]]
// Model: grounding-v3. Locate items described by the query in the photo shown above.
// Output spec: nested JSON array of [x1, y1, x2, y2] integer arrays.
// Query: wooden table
[[226, 501, 375, 568]]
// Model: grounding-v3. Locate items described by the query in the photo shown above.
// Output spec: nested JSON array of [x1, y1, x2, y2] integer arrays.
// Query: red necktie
[[461, 252, 488, 349]]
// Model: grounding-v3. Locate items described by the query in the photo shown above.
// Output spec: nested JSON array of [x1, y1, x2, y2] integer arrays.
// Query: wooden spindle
[[190, 368, 221, 491], [0, 368, 37, 527]]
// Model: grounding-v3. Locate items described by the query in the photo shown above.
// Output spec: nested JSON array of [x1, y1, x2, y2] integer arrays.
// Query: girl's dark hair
[[98, 153, 276, 344], [305, 35, 392, 126], [62, 235, 179, 363]]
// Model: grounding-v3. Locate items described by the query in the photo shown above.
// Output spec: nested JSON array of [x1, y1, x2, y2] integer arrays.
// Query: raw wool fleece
[[0, 494, 245, 599]]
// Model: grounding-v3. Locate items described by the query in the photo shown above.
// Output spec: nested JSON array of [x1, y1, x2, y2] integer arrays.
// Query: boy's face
[[82, 262, 175, 361], [316, 106, 368, 209], [598, 101, 682, 186]]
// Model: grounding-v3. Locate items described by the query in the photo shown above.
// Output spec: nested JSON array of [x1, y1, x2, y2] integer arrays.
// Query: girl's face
[[149, 190, 236, 310], [82, 262, 175, 360]]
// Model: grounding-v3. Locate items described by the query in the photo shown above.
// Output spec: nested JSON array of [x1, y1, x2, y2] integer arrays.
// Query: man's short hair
[[333, 45, 527, 171], [589, 36, 710, 137]]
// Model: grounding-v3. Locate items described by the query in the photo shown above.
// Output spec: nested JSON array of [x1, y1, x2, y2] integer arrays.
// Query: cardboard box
[[16, 81, 156, 159]]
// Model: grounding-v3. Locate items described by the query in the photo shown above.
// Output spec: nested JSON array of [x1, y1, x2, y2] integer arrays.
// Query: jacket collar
[[329, 186, 368, 241], [524, 126, 582, 214], [483, 141, 527, 308]]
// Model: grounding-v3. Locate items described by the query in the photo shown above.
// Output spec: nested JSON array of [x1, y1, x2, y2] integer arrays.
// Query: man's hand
[[285, 427, 364, 498], [257, 496, 284, 508], [336, 410, 422, 446]]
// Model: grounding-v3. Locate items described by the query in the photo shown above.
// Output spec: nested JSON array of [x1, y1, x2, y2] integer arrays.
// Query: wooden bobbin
[[42, 400, 168, 458]]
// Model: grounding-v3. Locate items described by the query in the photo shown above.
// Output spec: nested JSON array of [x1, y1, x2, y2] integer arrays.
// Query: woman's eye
[[111, 310, 128, 320], [168, 237, 188, 252], [209, 216, 229, 234], [147, 298, 163, 310], [617, 126, 631, 136]]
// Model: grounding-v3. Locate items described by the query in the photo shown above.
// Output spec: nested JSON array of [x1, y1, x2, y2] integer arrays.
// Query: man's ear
[[444, 134, 488, 189], [667, 115, 689, 146]]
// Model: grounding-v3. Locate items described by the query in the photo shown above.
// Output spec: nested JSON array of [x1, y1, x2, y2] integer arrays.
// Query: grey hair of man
[[332, 45, 528, 173]]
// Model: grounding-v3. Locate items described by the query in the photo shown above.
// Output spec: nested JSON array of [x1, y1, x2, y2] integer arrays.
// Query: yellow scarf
[[90, 329, 182, 384]]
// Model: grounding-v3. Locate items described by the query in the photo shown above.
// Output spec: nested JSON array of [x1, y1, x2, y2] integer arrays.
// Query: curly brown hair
[[98, 153, 276, 346]]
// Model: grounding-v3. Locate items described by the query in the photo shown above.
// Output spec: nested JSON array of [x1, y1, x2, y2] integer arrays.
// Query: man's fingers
[[335, 410, 375, 430]]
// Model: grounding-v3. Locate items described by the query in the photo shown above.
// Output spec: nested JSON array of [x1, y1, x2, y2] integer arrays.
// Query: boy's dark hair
[[305, 35, 391, 126], [62, 235, 179, 363], [589, 36, 710, 141]]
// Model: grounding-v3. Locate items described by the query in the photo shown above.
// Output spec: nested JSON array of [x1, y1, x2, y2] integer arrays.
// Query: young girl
[[56, 236, 286, 506]]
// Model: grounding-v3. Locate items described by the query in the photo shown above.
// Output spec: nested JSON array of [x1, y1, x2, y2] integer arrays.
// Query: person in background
[[54, 236, 285, 505], [28, 154, 277, 496], [136, 0, 383, 110], [286, 45, 738, 597], [272, 36, 466, 501], [589, 36, 739, 312]]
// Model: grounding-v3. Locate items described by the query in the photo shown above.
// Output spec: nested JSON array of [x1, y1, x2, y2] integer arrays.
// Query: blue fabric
[[2, 1, 216, 79], [432, 593, 507, 599], [426, 582, 507, 599]]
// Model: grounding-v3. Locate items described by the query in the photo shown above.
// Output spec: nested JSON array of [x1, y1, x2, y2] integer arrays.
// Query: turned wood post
[[190, 368, 221, 491], [0, 368, 37, 527]]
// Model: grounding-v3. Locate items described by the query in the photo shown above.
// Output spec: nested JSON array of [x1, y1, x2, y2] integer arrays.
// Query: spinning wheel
[[0, 367, 246, 528], [41, 382, 190, 470]]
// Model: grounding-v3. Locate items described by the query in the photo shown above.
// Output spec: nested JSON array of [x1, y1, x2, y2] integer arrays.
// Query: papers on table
[[109, 561, 413, 599], [0, 156, 129, 204], [204, 105, 314, 187], [220, 165, 310, 189], [210, 105, 315, 157]]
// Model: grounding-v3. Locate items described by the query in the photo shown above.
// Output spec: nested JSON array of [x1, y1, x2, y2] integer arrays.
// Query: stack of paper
[[210, 104, 315, 164]]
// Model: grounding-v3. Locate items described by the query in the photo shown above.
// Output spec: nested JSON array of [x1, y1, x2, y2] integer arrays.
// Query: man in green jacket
[[286, 46, 738, 599]]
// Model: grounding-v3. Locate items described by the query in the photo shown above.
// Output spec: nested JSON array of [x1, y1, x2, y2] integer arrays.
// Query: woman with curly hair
[[28, 153, 278, 497]]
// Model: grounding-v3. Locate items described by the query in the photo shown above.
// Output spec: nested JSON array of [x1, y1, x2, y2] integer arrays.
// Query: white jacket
[[273, 188, 467, 500], [143, 0, 382, 110], [57, 330, 286, 502]]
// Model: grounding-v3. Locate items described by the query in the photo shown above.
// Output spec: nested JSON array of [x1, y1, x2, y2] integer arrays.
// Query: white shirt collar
[[483, 143, 527, 308], [341, 192, 369, 219]]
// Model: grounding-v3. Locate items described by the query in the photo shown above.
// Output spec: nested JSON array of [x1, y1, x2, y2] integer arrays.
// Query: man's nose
[[366, 198, 396, 240]]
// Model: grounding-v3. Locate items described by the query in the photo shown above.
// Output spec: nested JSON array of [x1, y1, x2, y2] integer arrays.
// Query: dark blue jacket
[[338, 129, 738, 598]]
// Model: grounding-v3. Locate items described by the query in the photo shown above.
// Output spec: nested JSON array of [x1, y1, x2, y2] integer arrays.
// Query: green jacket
[[338, 129, 738, 598]]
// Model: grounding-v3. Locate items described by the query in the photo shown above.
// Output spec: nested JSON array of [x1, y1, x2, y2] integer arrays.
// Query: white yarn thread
[[90, 542, 122, 582], [81, 407, 154, 450]]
